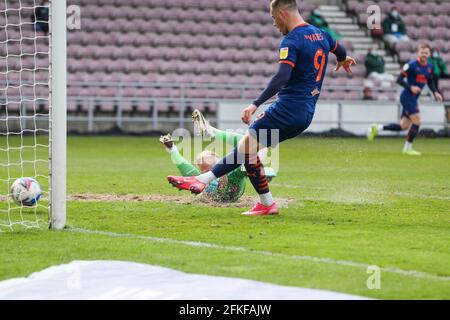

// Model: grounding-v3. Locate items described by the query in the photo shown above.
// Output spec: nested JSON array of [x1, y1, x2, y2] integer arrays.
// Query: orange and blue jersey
[[249, 23, 346, 147], [276, 23, 338, 112], [400, 59, 434, 101], [399, 59, 434, 116]]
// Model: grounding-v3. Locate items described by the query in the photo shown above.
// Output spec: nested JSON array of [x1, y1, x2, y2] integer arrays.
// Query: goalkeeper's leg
[[214, 129, 243, 148], [193, 108, 243, 146], [192, 109, 276, 180], [160, 134, 201, 177]]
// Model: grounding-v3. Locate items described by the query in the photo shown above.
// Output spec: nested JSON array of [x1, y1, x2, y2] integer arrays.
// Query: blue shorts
[[249, 101, 314, 147], [400, 94, 420, 119]]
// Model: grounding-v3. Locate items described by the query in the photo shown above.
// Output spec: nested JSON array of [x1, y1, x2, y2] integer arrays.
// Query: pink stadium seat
[[330, 91, 346, 100], [415, 15, 430, 28], [378, 1, 392, 12], [443, 2, 450, 15], [78, 73, 97, 82], [101, 19, 120, 33], [155, 72, 176, 83], [6, 72, 21, 84], [96, 100, 116, 113], [430, 40, 445, 52], [172, 73, 193, 83], [186, 88, 208, 99], [67, 100, 79, 112], [418, 3, 435, 16], [442, 53, 450, 65], [376, 90, 396, 101], [345, 91, 361, 100], [319, 90, 331, 100], [6, 101, 21, 113], [98, 87, 117, 98], [122, 86, 141, 98], [398, 51, 416, 63], [347, 78, 365, 88], [340, 40, 354, 52], [68, 59, 83, 73], [75, 86, 95, 97], [440, 79, 450, 90], [437, 27, 449, 40], [352, 66, 366, 78], [152, 100, 168, 113], [206, 88, 225, 99], [241, 88, 260, 100], [443, 42, 450, 54], [402, 15, 416, 27], [395, 42, 411, 53], [428, 16, 440, 28], [345, 0, 358, 13]]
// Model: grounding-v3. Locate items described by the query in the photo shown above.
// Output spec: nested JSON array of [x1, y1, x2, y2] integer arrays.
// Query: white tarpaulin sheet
[[0, 260, 369, 300]]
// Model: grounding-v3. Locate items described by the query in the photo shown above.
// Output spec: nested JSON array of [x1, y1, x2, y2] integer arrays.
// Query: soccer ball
[[10, 177, 42, 206]]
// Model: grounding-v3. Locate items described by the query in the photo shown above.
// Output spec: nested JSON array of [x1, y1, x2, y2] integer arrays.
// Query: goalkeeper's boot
[[159, 133, 174, 151], [242, 202, 279, 216], [367, 124, 379, 142], [167, 175, 207, 194], [192, 109, 214, 138], [402, 149, 422, 156]]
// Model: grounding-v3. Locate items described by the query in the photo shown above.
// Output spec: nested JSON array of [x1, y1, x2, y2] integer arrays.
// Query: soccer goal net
[[0, 0, 66, 231]]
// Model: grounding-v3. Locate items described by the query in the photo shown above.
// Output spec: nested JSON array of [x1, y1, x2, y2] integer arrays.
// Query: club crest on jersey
[[280, 47, 289, 60]]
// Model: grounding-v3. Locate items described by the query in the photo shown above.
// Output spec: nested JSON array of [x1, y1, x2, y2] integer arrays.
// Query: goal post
[[49, 0, 66, 230], [0, 0, 66, 231]]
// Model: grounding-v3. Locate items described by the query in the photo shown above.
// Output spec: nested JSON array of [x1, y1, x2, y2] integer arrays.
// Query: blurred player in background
[[167, 0, 354, 215], [161, 110, 276, 203], [428, 48, 449, 97], [367, 44, 443, 155]]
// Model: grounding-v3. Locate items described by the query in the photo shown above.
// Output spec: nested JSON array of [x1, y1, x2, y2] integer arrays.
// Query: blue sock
[[383, 124, 402, 131], [211, 147, 244, 178], [407, 124, 420, 143], [244, 154, 270, 195]]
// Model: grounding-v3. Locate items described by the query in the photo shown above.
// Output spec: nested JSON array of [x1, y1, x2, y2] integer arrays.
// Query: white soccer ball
[[10, 177, 42, 207]]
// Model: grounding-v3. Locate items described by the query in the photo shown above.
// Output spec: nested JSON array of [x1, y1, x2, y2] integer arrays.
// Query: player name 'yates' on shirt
[[277, 24, 340, 111]]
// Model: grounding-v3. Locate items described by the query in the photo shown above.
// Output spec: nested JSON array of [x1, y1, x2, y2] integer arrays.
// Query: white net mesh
[[0, 0, 50, 231]]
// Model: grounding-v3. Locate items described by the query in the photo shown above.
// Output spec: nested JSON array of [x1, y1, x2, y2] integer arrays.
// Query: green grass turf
[[0, 136, 449, 299]]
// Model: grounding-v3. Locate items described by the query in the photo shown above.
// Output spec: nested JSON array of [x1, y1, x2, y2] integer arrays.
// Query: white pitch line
[[271, 183, 450, 201], [67, 226, 450, 282]]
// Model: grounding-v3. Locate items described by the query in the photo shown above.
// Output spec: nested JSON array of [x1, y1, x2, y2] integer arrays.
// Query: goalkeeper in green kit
[[161, 110, 277, 203]]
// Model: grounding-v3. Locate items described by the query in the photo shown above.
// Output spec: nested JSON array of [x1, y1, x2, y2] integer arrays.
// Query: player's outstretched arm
[[160, 134, 201, 176], [434, 91, 444, 102], [427, 77, 443, 102], [242, 104, 258, 125], [242, 63, 293, 124], [396, 72, 420, 94], [328, 39, 356, 74], [334, 56, 357, 74]]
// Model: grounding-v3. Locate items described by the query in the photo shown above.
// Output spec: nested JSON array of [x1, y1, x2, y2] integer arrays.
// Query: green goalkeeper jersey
[[171, 148, 246, 203], [200, 167, 247, 203]]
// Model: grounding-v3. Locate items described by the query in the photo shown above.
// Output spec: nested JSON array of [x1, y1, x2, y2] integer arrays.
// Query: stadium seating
[[3, 0, 447, 119], [65, 0, 377, 105], [62, 0, 320, 111], [347, 0, 450, 98]]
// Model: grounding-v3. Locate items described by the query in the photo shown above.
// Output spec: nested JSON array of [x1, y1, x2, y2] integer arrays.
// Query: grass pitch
[[0, 136, 449, 299]]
